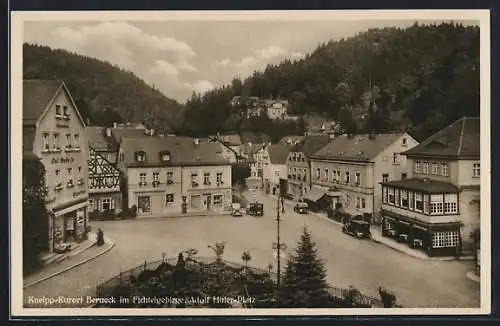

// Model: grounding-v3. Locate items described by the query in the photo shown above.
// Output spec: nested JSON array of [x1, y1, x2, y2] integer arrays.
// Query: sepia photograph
[[10, 9, 490, 317]]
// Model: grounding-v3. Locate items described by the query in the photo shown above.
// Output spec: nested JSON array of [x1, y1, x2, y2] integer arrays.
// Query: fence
[[96, 256, 385, 308]]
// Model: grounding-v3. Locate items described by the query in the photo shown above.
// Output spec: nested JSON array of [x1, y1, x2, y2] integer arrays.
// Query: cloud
[[49, 22, 196, 69], [177, 60, 198, 72], [192, 80, 215, 93], [257, 45, 286, 60], [150, 60, 180, 78], [217, 58, 232, 66], [235, 56, 259, 68]]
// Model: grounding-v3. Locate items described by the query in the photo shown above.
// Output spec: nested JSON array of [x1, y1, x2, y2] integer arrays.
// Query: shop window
[[138, 196, 151, 213], [102, 198, 114, 211], [166, 193, 174, 205], [213, 194, 223, 206], [432, 231, 459, 248]]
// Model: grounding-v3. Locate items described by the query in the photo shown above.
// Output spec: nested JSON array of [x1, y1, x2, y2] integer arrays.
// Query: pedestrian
[[96, 228, 105, 246]]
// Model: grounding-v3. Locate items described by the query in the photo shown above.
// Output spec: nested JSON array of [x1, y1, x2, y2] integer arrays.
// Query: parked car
[[342, 219, 371, 239], [293, 201, 309, 214], [231, 203, 243, 217], [246, 202, 264, 216]]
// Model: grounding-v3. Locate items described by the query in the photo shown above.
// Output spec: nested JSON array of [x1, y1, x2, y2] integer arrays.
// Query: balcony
[[381, 203, 460, 224]]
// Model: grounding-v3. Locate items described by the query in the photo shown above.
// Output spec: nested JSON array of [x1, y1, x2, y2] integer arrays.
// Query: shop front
[[303, 185, 328, 212], [51, 198, 89, 252]]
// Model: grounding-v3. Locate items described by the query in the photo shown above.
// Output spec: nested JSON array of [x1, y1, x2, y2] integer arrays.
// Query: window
[[393, 153, 400, 164], [383, 187, 388, 203], [74, 134, 80, 150], [415, 161, 421, 173], [88, 199, 94, 212], [137, 196, 151, 213], [161, 152, 170, 162], [356, 197, 361, 209], [361, 198, 366, 209], [191, 173, 199, 187], [388, 188, 395, 204], [395, 189, 400, 207], [166, 170, 174, 184], [402, 173, 407, 179], [136, 152, 146, 162], [431, 163, 439, 175], [402, 138, 407, 147], [153, 171, 160, 184], [423, 195, 430, 214], [415, 193, 423, 212], [409, 191, 414, 210], [430, 194, 444, 215], [444, 193, 458, 214], [63, 106, 69, 117], [324, 168, 329, 181], [355, 172, 361, 185], [166, 193, 174, 205], [432, 231, 459, 248], [382, 174, 389, 183], [139, 172, 147, 185], [400, 190, 408, 208], [42, 133, 50, 152], [52, 133, 60, 151], [275, 170, 280, 177], [65, 134, 72, 150], [102, 198, 114, 211], [345, 171, 350, 184], [204, 172, 211, 185], [213, 194, 223, 206], [56, 105, 62, 116], [441, 163, 449, 176], [316, 168, 320, 179], [423, 162, 429, 174], [473, 163, 480, 177], [216, 172, 223, 185]]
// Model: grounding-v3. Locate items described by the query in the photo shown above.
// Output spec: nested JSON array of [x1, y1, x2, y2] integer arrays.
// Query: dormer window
[[135, 151, 146, 162], [159, 151, 171, 163]]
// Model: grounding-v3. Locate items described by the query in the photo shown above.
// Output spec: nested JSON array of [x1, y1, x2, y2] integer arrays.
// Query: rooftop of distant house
[[402, 117, 479, 159], [120, 136, 229, 167], [268, 144, 291, 165], [311, 133, 407, 162], [290, 134, 331, 158]]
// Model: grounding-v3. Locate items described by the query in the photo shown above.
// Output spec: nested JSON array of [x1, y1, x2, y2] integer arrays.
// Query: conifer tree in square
[[279, 227, 332, 307]]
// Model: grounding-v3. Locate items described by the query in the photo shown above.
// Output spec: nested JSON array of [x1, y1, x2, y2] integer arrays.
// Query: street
[[23, 190, 480, 308]]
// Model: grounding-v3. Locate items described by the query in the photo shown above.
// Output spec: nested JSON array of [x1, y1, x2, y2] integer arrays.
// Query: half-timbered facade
[[87, 147, 122, 215]]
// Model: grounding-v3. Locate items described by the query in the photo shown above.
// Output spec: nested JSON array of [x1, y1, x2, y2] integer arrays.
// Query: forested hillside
[[23, 43, 183, 133], [179, 22, 479, 141]]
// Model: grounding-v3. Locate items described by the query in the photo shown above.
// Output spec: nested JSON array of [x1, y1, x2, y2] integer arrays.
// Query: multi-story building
[[310, 133, 418, 219], [265, 100, 289, 120], [117, 136, 232, 217], [286, 135, 331, 199], [23, 80, 90, 252], [263, 144, 290, 195], [380, 117, 480, 257]]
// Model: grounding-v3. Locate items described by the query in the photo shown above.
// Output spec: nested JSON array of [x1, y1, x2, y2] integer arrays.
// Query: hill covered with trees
[[23, 43, 183, 133], [179, 22, 479, 141]]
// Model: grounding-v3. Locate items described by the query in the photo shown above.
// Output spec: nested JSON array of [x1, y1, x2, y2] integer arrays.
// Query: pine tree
[[279, 227, 331, 307]]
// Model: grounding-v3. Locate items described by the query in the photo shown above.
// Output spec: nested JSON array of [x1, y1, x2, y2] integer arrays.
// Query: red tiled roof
[[120, 136, 229, 167], [311, 133, 406, 162], [23, 80, 63, 125], [403, 117, 479, 159]]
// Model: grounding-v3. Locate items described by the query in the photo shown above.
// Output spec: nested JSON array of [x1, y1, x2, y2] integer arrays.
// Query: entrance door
[[205, 194, 212, 211], [137, 196, 151, 214]]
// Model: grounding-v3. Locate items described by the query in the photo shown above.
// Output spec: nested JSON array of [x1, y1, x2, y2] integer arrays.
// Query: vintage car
[[342, 219, 371, 239], [231, 203, 243, 217], [246, 202, 264, 216], [293, 201, 309, 214]]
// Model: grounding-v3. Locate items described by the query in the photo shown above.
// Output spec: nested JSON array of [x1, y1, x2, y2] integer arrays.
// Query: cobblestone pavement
[[23, 191, 480, 308]]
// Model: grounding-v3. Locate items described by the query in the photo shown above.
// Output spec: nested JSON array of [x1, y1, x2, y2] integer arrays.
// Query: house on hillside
[[264, 144, 291, 195], [265, 100, 289, 120], [117, 136, 232, 217], [380, 117, 480, 257], [310, 133, 418, 219], [23, 79, 90, 253], [286, 135, 331, 200]]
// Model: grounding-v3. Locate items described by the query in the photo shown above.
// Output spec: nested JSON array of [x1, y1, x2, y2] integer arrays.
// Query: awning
[[304, 186, 327, 202]]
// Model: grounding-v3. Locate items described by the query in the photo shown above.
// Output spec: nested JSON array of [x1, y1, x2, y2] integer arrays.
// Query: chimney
[[105, 128, 112, 138], [113, 122, 118, 128]]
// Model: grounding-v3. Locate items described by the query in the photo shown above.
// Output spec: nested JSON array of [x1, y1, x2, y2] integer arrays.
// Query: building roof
[[240, 131, 272, 144], [291, 134, 331, 158], [218, 134, 242, 146], [403, 117, 479, 159], [268, 144, 290, 165], [111, 128, 150, 143], [381, 178, 459, 194], [120, 136, 229, 167], [278, 135, 305, 146], [87, 127, 119, 151], [23, 80, 64, 125], [311, 133, 406, 162]]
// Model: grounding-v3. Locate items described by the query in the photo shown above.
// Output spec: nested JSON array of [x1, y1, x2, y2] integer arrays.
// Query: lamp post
[[275, 195, 285, 287]]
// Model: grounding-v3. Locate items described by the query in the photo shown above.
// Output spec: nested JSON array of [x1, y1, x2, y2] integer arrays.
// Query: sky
[[23, 18, 478, 103]]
